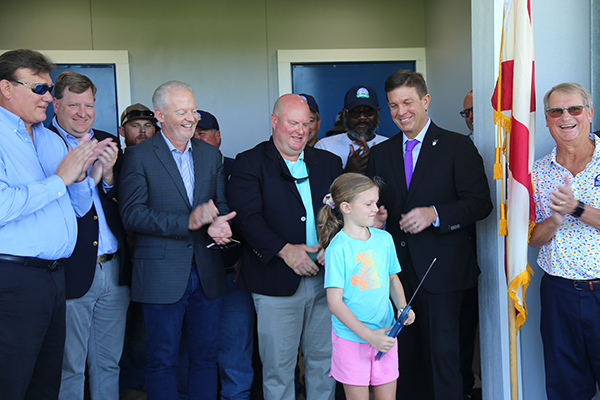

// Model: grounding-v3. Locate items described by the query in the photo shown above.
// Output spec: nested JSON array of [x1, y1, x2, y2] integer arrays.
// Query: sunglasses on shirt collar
[[278, 155, 310, 184], [11, 79, 54, 95]]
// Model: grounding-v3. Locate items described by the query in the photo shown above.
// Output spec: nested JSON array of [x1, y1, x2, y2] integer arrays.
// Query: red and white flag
[[491, 0, 536, 330]]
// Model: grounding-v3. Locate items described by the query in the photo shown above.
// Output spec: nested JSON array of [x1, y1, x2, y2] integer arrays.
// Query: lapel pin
[[432, 139, 438, 146]]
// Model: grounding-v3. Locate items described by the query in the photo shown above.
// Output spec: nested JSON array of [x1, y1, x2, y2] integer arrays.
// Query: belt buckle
[[48, 259, 63, 271]]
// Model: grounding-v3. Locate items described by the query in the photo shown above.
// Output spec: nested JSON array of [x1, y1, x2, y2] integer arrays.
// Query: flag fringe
[[508, 263, 534, 331], [493, 110, 512, 133]]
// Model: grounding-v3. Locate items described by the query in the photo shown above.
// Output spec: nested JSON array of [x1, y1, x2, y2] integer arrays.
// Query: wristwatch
[[571, 201, 586, 218]]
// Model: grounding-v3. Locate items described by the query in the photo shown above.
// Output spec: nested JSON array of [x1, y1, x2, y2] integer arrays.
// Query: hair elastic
[[323, 193, 335, 209]]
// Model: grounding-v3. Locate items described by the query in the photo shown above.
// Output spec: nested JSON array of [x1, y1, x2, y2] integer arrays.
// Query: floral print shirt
[[532, 133, 600, 279]]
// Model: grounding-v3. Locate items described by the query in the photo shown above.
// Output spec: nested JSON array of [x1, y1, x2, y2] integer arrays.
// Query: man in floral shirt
[[530, 82, 600, 400]]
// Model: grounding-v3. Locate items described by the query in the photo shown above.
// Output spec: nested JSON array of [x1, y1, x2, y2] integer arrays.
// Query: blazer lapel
[[191, 140, 205, 207], [154, 135, 192, 210], [266, 139, 302, 203]]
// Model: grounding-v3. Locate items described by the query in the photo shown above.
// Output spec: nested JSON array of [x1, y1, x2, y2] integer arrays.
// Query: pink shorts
[[330, 330, 399, 386]]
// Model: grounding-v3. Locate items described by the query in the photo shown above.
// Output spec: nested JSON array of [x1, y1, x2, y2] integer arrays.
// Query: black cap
[[197, 110, 220, 130], [344, 85, 379, 111]]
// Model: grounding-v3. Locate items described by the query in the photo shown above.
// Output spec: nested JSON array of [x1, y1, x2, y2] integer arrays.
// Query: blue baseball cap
[[344, 85, 379, 111], [196, 110, 220, 130]]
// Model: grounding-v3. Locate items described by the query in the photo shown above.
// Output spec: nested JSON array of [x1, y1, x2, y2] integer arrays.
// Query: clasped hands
[[55, 133, 116, 186], [278, 243, 324, 277], [548, 177, 577, 224], [188, 199, 236, 244]]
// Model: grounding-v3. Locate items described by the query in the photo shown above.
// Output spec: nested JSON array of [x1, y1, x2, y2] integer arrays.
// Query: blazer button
[[400, 241, 406, 247], [187, 244, 193, 249], [92, 241, 98, 246], [300, 216, 306, 222], [93, 215, 98, 221]]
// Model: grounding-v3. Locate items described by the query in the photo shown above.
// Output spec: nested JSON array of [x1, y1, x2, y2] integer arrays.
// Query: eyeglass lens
[[546, 105, 585, 118], [460, 108, 473, 118]]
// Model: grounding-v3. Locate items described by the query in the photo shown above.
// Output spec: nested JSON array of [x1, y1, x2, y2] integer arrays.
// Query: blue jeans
[[59, 258, 130, 400], [143, 265, 222, 400], [218, 269, 255, 400]]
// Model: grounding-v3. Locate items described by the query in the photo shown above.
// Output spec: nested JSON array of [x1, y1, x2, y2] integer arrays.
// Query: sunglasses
[[347, 107, 376, 119], [545, 105, 587, 118], [459, 107, 473, 118], [279, 156, 310, 184], [12, 79, 54, 95], [124, 109, 155, 120]]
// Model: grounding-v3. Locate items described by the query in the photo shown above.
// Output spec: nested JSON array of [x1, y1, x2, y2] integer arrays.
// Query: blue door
[[291, 61, 415, 141]]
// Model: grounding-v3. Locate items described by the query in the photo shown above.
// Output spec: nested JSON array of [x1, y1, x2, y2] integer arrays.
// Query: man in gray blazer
[[119, 81, 235, 400]]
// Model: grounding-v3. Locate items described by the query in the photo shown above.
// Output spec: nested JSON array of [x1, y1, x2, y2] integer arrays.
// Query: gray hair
[[543, 82, 593, 110], [152, 81, 193, 112]]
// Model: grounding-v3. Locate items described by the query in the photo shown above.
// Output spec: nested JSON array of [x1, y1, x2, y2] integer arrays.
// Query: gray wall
[[0, 0, 425, 158], [424, 0, 473, 136]]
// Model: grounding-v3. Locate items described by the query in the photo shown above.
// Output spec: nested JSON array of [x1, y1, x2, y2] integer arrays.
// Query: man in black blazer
[[228, 94, 342, 400], [119, 81, 235, 400], [49, 71, 131, 400], [366, 70, 492, 400]]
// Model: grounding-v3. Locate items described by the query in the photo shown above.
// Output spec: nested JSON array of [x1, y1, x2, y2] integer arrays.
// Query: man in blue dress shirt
[[0, 49, 108, 400]]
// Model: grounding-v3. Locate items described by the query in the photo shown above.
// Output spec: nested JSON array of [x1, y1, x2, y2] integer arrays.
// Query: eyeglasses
[[545, 105, 587, 118], [347, 107, 376, 119], [459, 107, 473, 118], [12, 79, 54, 95]]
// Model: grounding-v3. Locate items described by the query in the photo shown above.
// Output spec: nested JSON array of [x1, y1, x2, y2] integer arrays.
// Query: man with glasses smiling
[[316, 84, 388, 173], [529, 83, 600, 400], [0, 49, 103, 400]]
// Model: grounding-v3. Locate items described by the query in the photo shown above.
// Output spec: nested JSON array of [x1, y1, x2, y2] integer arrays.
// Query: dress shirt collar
[[161, 132, 192, 154], [402, 117, 431, 147], [51, 116, 94, 149]]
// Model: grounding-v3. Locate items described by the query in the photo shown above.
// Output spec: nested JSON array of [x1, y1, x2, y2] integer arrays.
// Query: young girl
[[317, 173, 415, 400]]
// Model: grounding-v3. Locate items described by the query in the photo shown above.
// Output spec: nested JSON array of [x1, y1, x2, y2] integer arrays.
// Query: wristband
[[571, 201, 585, 218]]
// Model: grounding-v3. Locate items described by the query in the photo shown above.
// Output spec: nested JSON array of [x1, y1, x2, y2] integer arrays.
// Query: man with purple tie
[[366, 70, 492, 400]]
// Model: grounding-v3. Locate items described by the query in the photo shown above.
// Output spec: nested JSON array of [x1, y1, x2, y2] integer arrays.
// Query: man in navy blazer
[[49, 71, 131, 400], [366, 70, 492, 400], [228, 94, 342, 400], [119, 81, 235, 400]]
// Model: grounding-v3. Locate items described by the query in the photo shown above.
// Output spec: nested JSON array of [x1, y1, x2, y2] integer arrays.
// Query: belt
[[0, 254, 65, 271], [547, 274, 600, 291], [96, 252, 117, 264]]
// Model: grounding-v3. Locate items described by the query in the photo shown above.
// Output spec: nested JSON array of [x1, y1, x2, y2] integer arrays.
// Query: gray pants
[[252, 271, 335, 400]]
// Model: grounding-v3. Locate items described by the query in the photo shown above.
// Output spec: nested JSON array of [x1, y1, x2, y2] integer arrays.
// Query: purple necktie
[[404, 139, 419, 188]]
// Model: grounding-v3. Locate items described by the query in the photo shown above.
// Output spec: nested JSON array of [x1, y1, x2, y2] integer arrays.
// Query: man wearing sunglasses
[[460, 90, 474, 141], [228, 94, 343, 400], [315, 84, 388, 173], [0, 49, 101, 399], [47, 71, 131, 400], [530, 83, 600, 400], [119, 103, 157, 148]]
